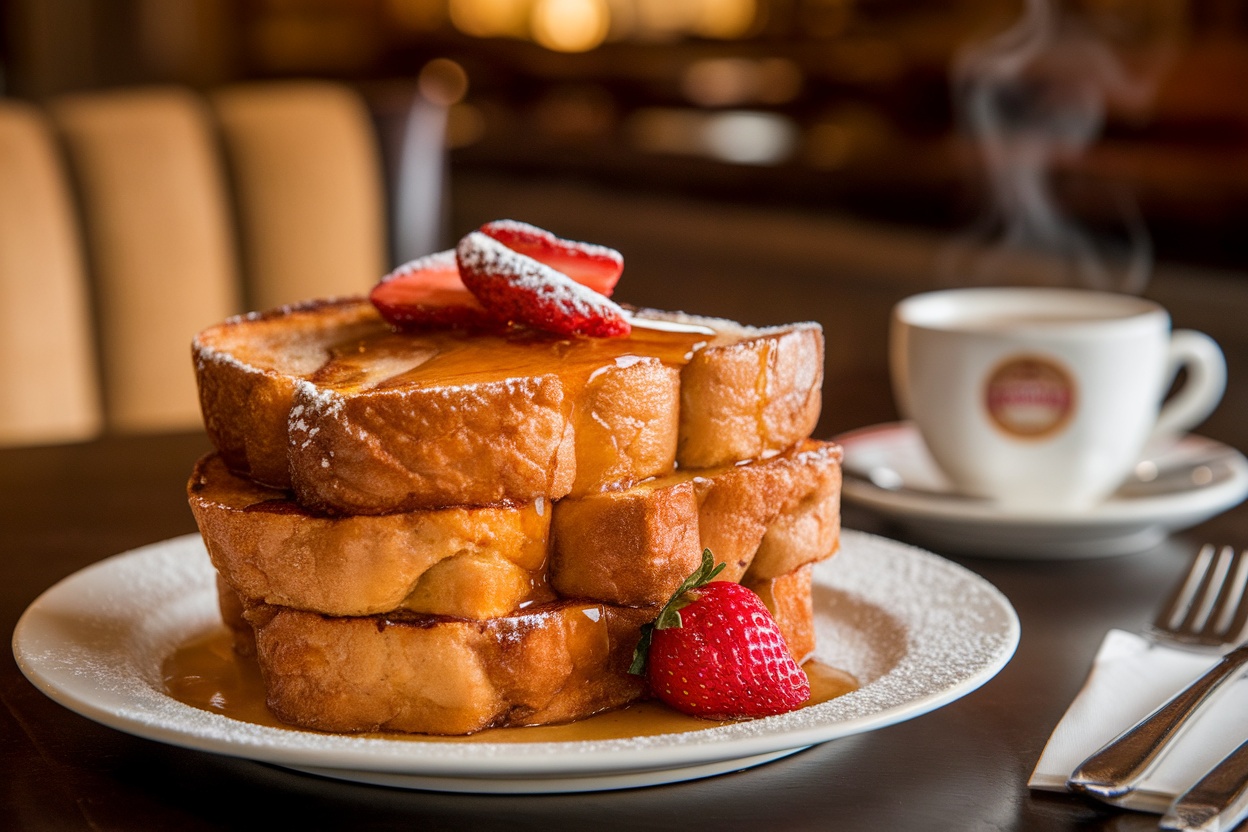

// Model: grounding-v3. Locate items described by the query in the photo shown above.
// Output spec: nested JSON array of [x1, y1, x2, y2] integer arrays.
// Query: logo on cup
[[984, 355, 1076, 439]]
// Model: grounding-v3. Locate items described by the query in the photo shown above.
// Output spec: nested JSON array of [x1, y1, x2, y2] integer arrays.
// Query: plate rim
[[12, 529, 1019, 786]]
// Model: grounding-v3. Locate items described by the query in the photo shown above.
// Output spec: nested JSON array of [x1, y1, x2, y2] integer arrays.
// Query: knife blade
[[1161, 739, 1248, 832]]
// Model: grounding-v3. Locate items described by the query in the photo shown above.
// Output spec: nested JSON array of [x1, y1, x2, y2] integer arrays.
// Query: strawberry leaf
[[628, 549, 725, 676]]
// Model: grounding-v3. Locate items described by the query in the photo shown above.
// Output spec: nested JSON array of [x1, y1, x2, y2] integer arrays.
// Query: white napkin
[[1029, 629, 1248, 813]]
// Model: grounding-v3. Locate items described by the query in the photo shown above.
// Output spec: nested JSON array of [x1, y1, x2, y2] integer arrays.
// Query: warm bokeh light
[[418, 58, 469, 106], [683, 58, 755, 107], [385, 0, 447, 32], [627, 107, 707, 156], [440, 0, 763, 49], [531, 0, 610, 52], [626, 106, 797, 165], [601, 0, 637, 40], [633, 0, 697, 39], [682, 57, 802, 107], [703, 110, 796, 164], [691, 0, 756, 39], [448, 0, 529, 38]]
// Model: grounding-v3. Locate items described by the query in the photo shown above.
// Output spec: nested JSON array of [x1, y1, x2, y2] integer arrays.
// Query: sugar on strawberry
[[456, 230, 630, 338], [369, 221, 630, 338], [479, 219, 623, 297], [630, 550, 811, 720], [369, 250, 501, 331]]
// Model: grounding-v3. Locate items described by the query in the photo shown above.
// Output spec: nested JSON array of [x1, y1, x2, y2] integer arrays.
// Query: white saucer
[[13, 532, 1018, 794], [834, 422, 1248, 559]]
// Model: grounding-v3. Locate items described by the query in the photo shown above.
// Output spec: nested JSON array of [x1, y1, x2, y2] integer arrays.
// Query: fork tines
[[1152, 545, 1248, 647]]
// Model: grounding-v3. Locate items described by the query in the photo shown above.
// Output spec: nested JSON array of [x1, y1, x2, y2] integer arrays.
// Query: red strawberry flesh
[[646, 581, 810, 719], [631, 550, 810, 720], [456, 231, 631, 338], [370, 250, 501, 331], [480, 219, 623, 297]]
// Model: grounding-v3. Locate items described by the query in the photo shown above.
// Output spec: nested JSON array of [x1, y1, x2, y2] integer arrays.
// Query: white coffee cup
[[889, 287, 1226, 512]]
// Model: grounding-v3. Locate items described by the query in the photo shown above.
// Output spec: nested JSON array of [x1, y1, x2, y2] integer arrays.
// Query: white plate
[[12, 531, 1019, 794], [836, 422, 1248, 559]]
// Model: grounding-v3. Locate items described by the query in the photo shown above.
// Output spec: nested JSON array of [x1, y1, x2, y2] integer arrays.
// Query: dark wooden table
[[6, 433, 1244, 831], [4, 196, 1247, 830]]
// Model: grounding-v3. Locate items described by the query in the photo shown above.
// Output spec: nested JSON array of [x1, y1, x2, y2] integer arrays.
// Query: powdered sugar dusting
[[293, 379, 344, 420], [14, 531, 1017, 790], [381, 249, 458, 283], [484, 219, 623, 266], [192, 338, 267, 377], [457, 232, 626, 323]]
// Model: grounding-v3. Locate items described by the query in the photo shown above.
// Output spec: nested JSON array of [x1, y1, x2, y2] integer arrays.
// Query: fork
[[1066, 544, 1248, 805]]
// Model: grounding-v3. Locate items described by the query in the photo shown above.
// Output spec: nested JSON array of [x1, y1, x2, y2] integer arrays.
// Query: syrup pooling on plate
[[162, 629, 857, 742]]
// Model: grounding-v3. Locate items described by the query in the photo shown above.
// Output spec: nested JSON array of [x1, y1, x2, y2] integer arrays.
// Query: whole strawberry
[[630, 550, 811, 720]]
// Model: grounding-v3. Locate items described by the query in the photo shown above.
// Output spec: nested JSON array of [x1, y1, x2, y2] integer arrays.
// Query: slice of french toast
[[638, 309, 825, 470], [189, 439, 840, 617], [216, 560, 817, 735], [189, 453, 553, 619], [550, 439, 842, 605], [192, 298, 823, 515], [234, 593, 652, 735]]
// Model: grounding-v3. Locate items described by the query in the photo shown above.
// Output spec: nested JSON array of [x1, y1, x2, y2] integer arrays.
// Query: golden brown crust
[[192, 299, 823, 513], [191, 441, 840, 615], [550, 479, 704, 608], [549, 439, 842, 605], [631, 310, 824, 470], [189, 453, 552, 618], [242, 599, 652, 735], [677, 326, 824, 469], [216, 559, 817, 735], [286, 372, 580, 514], [191, 297, 834, 736], [567, 356, 681, 498], [693, 438, 841, 583], [193, 298, 380, 488]]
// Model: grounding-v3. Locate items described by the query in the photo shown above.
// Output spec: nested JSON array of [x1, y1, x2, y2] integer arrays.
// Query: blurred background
[[2, 0, 1246, 443], [5, 0, 1247, 265]]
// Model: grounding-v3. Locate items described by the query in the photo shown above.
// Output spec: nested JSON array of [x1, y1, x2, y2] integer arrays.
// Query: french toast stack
[[188, 256, 841, 735]]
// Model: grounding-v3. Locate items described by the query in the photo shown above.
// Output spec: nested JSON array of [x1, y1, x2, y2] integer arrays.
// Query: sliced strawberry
[[630, 550, 810, 720], [456, 231, 631, 338], [480, 220, 623, 297], [369, 250, 501, 331]]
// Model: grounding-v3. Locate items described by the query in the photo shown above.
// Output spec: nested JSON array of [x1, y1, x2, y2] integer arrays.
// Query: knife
[[1161, 739, 1248, 832], [1067, 644, 1248, 804]]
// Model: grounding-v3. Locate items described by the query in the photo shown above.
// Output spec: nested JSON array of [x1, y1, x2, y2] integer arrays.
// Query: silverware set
[[1067, 544, 1248, 831]]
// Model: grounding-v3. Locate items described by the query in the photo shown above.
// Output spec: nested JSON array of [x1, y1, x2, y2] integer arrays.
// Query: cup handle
[[1149, 329, 1227, 443]]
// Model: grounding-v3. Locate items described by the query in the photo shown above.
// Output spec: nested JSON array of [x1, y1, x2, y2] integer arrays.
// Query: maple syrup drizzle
[[310, 317, 712, 395], [162, 629, 858, 743]]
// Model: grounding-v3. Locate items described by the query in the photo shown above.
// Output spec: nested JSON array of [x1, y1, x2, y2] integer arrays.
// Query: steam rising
[[941, 0, 1175, 294]]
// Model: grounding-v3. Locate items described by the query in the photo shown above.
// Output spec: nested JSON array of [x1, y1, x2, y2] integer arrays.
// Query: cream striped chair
[[0, 80, 395, 445], [0, 100, 101, 445], [50, 86, 243, 434]]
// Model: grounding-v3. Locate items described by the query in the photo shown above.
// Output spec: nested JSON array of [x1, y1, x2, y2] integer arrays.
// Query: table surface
[[5, 201, 1248, 831]]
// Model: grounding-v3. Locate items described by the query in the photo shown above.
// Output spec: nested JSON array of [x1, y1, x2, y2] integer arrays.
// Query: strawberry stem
[[628, 549, 725, 676]]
